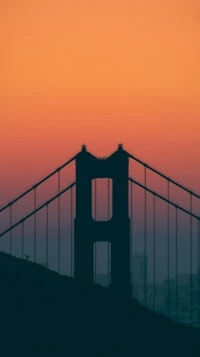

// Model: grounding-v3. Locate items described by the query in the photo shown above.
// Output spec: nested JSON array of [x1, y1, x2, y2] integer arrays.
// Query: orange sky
[[0, 0, 200, 204]]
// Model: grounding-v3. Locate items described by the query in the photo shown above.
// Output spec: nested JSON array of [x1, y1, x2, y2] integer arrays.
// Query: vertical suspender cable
[[21, 220, 24, 259], [175, 208, 178, 322], [46, 205, 49, 268], [108, 178, 110, 286], [190, 194, 193, 325], [94, 179, 97, 284], [34, 187, 37, 263], [144, 166, 147, 307], [71, 187, 73, 278], [10, 204, 12, 255], [167, 180, 170, 317], [153, 195, 156, 311], [130, 182, 133, 286], [58, 170, 61, 274], [198, 219, 200, 328]]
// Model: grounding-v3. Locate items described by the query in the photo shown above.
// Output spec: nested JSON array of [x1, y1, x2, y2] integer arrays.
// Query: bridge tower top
[[81, 143, 87, 152]]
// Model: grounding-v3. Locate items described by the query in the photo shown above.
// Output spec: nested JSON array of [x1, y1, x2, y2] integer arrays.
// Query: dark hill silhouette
[[0, 252, 199, 357]]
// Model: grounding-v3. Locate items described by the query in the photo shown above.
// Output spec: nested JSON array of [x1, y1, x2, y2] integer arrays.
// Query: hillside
[[0, 252, 199, 357]]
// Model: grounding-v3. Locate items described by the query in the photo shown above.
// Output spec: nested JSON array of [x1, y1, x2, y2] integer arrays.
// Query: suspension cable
[[71, 186, 73, 278], [198, 220, 200, 327], [0, 155, 77, 214], [108, 178, 110, 286], [130, 182, 133, 286], [128, 178, 200, 220], [21, 220, 24, 259], [127, 152, 200, 200], [10, 205, 12, 255], [58, 170, 61, 274], [167, 180, 170, 317], [153, 195, 156, 312], [0, 182, 76, 238], [144, 167, 147, 307], [175, 208, 178, 322], [94, 179, 97, 284], [46, 204, 49, 268], [190, 194, 193, 326], [34, 187, 37, 263]]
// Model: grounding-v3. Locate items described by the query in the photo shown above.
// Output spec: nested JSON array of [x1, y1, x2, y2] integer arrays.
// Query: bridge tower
[[74, 144, 131, 298]]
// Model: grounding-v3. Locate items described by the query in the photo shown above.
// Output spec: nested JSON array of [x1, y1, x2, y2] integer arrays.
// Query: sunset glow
[[1, 0, 200, 204]]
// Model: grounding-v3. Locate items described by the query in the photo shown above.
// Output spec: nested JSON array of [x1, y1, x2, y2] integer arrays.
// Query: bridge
[[0, 144, 199, 327]]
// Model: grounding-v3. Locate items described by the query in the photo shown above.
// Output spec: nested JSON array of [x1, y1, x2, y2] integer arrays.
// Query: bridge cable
[[58, 170, 61, 274], [108, 179, 110, 286], [0, 183, 76, 238], [127, 152, 200, 200], [46, 205, 49, 268], [71, 187, 73, 278], [130, 182, 133, 287], [21, 220, 24, 260], [153, 195, 156, 312], [167, 180, 170, 317], [9, 205, 12, 255], [198, 220, 200, 326], [175, 208, 178, 322], [94, 179, 97, 284], [128, 177, 200, 220], [34, 188, 37, 263], [144, 167, 147, 307], [190, 194, 193, 325], [0, 155, 77, 214]]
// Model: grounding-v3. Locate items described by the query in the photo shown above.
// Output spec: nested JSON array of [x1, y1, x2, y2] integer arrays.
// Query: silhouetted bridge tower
[[0, 144, 200, 327], [75, 144, 131, 297]]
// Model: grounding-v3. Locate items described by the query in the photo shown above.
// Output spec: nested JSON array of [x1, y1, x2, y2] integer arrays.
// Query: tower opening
[[93, 242, 111, 287], [92, 179, 113, 221]]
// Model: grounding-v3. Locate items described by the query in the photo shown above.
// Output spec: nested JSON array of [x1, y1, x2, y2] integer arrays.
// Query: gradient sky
[[0, 0, 200, 204]]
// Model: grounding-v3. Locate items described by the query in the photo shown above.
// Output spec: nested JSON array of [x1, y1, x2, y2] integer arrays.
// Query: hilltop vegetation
[[0, 252, 199, 357]]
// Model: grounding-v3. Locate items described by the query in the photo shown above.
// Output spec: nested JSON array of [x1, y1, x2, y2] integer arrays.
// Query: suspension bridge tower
[[74, 144, 131, 298]]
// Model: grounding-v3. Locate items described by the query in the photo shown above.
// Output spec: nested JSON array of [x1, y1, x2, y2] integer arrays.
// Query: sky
[[0, 0, 200, 205]]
